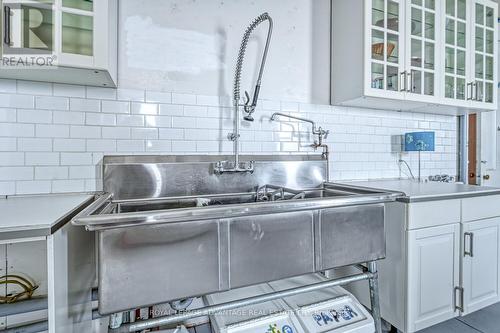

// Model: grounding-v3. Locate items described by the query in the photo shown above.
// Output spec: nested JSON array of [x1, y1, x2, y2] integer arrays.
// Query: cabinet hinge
[[454, 286, 464, 312]]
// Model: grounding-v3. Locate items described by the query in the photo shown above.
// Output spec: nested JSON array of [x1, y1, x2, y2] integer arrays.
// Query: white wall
[[118, 0, 331, 104], [0, 0, 458, 195]]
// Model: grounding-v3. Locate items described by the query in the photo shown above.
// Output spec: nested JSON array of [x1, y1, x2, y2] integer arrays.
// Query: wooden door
[[468, 113, 477, 184]]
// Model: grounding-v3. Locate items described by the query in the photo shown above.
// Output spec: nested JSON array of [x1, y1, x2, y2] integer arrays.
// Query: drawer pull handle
[[464, 232, 474, 257]]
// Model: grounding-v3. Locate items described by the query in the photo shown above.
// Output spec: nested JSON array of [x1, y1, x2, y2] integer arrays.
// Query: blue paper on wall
[[404, 132, 435, 152]]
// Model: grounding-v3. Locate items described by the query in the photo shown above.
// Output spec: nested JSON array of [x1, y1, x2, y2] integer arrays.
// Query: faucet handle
[[244, 91, 251, 106], [323, 130, 329, 139]]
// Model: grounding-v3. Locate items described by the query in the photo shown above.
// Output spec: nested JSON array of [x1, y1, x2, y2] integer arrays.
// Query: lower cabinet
[[407, 224, 461, 332], [461, 217, 500, 315]]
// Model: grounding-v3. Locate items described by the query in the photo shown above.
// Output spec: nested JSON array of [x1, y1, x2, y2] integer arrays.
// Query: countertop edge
[[397, 189, 500, 203]]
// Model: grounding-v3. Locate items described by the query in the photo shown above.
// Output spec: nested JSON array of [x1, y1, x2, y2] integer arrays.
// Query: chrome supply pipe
[[271, 112, 330, 179], [110, 272, 374, 333], [216, 13, 273, 174]]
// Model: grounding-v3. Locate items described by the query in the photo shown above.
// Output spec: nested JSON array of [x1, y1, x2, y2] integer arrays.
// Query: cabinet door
[[469, 0, 498, 109], [407, 224, 460, 332], [441, 0, 470, 107], [2, 1, 54, 55], [56, 0, 95, 67], [405, 0, 439, 103], [462, 218, 500, 315], [365, 0, 406, 100]]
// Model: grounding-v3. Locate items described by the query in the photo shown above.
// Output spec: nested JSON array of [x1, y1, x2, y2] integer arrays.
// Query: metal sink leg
[[368, 261, 382, 333]]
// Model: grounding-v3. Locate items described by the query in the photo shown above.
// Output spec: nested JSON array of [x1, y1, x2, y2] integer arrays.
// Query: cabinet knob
[[483, 174, 490, 180]]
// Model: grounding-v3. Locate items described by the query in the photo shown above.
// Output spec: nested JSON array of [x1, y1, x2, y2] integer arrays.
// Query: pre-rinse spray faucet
[[215, 13, 273, 174]]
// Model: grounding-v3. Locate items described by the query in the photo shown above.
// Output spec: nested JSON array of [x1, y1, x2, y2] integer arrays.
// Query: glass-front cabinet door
[[366, 0, 406, 99], [1, 0, 54, 55], [405, 0, 438, 102], [470, 0, 497, 108], [442, 0, 469, 106], [57, 0, 95, 66]]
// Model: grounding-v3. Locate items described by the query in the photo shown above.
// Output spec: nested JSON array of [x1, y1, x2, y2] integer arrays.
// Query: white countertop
[[341, 179, 500, 202], [0, 193, 94, 237]]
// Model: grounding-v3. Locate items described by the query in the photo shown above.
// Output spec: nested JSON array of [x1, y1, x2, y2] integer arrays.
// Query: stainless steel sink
[[72, 155, 401, 315]]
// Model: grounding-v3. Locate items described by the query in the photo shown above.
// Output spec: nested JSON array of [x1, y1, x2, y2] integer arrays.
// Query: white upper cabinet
[[331, 0, 498, 113], [0, 0, 117, 87]]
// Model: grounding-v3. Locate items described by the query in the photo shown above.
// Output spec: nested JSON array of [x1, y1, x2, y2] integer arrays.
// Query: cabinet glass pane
[[486, 7, 494, 28], [412, 39, 422, 67], [412, 8, 423, 36], [446, 0, 455, 16], [372, 30, 385, 60], [457, 49, 465, 75], [425, 0, 435, 10], [387, 1, 399, 31], [387, 66, 399, 91], [485, 56, 493, 80], [445, 47, 455, 74], [62, 12, 93, 56], [475, 27, 484, 52], [475, 53, 484, 79], [485, 82, 493, 102], [424, 42, 434, 70], [425, 12, 435, 40], [412, 0, 422, 5], [411, 70, 422, 94], [445, 76, 454, 98], [477, 81, 484, 101], [457, 22, 466, 48], [446, 19, 455, 45], [372, 0, 384, 28], [371, 63, 384, 89], [21, 5, 54, 51], [456, 78, 465, 100], [424, 72, 434, 95], [486, 30, 494, 54], [457, 0, 466, 20], [476, 4, 484, 25], [62, 0, 93, 11], [387, 33, 399, 63]]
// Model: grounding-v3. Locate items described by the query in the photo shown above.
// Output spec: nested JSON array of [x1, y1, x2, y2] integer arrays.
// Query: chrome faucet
[[215, 13, 273, 174], [271, 113, 330, 178]]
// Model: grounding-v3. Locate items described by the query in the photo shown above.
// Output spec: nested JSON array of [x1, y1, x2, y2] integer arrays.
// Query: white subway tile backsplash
[[0, 79, 458, 195], [17, 81, 52, 95], [172, 93, 196, 105], [117, 114, 144, 127], [85, 113, 116, 126], [0, 123, 34, 137], [0, 94, 34, 108], [117, 140, 144, 152], [35, 96, 69, 110], [53, 139, 86, 152], [70, 126, 101, 139], [35, 166, 68, 180], [117, 88, 145, 102], [86, 87, 117, 100], [0, 152, 24, 166], [53, 84, 85, 98], [131, 128, 158, 139], [60, 153, 92, 165], [102, 127, 130, 139], [131, 102, 158, 115], [0, 108, 16, 122], [0, 138, 16, 151], [18, 138, 52, 152], [17, 109, 52, 124], [102, 100, 130, 114], [53, 111, 85, 125], [146, 91, 172, 104], [70, 98, 101, 112], [16, 181, 51, 194], [36, 124, 70, 138]]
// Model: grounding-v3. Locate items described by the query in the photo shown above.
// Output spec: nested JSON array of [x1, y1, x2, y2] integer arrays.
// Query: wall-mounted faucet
[[271, 112, 330, 179], [215, 13, 273, 174]]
